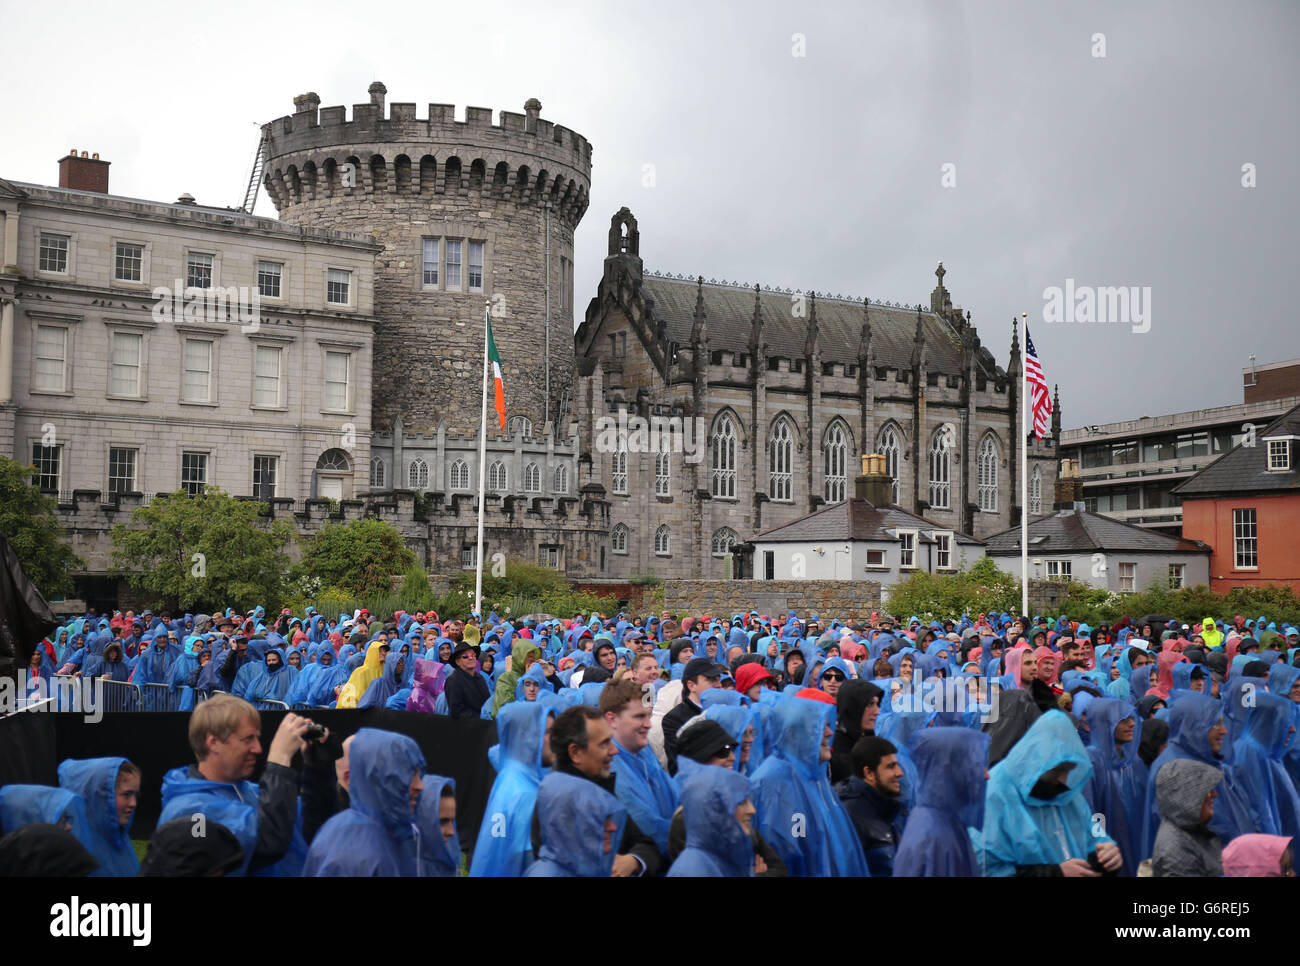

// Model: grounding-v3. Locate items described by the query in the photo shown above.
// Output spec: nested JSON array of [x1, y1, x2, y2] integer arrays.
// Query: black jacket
[[444, 667, 491, 719], [835, 776, 903, 877], [662, 696, 703, 776], [531, 760, 664, 876], [830, 681, 883, 784]]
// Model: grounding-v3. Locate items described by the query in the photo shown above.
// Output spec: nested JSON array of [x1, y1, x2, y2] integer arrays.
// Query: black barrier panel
[[1, 709, 498, 865]]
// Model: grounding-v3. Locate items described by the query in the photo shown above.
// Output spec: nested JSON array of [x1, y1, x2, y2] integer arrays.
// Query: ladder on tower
[[240, 131, 270, 213]]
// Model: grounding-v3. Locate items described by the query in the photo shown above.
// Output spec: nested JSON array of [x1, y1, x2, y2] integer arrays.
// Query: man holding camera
[[158, 694, 335, 876]]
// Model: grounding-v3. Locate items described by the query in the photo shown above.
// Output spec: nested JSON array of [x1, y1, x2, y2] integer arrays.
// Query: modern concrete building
[[1058, 393, 1300, 536]]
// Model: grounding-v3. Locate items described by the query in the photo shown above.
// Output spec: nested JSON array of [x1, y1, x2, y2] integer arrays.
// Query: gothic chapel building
[[573, 208, 1061, 580]]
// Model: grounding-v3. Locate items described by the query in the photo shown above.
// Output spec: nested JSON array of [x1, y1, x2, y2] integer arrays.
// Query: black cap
[[452, 642, 478, 662], [677, 719, 737, 763], [683, 657, 723, 683]]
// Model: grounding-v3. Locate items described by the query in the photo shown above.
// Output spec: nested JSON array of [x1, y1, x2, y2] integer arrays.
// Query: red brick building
[[1175, 402, 1300, 593]]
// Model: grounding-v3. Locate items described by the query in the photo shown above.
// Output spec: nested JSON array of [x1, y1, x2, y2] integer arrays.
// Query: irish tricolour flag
[[488, 319, 506, 431]]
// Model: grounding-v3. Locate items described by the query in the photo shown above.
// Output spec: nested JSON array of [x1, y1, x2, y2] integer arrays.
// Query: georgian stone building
[[573, 208, 1061, 580]]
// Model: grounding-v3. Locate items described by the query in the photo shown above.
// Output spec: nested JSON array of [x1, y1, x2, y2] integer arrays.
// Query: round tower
[[261, 83, 591, 435]]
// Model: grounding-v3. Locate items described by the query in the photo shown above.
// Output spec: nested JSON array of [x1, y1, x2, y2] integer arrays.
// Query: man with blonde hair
[[159, 694, 333, 875]]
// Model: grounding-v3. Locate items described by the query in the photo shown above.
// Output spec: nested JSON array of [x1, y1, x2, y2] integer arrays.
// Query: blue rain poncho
[[415, 775, 460, 877], [876, 710, 930, 819], [750, 697, 869, 877], [667, 767, 755, 877], [0, 785, 92, 855], [1228, 691, 1300, 840], [524, 772, 628, 877], [610, 736, 680, 854], [469, 702, 552, 877], [979, 710, 1115, 876], [705, 704, 764, 776], [131, 631, 181, 687], [303, 728, 427, 876], [1082, 698, 1147, 875], [1140, 692, 1242, 856], [56, 757, 138, 876], [894, 727, 988, 877]]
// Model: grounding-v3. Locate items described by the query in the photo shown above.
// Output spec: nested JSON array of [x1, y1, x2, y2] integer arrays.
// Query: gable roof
[[983, 509, 1209, 555], [638, 274, 1002, 377], [0, 177, 28, 200], [753, 498, 984, 545], [1173, 401, 1300, 498]]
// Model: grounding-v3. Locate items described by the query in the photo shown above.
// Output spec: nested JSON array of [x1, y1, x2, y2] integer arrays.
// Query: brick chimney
[[855, 454, 895, 506], [58, 149, 110, 193], [1053, 458, 1083, 511]]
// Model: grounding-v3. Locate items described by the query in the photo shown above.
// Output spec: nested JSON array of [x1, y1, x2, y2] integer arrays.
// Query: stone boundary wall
[[664, 579, 882, 620]]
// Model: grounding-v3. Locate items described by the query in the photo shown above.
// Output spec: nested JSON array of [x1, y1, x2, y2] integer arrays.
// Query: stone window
[[445, 240, 462, 289], [253, 455, 277, 500], [898, 530, 917, 569], [711, 527, 738, 557], [32, 444, 61, 495], [422, 239, 439, 287], [182, 338, 213, 403], [469, 241, 484, 290], [877, 425, 901, 503], [33, 325, 68, 392], [553, 463, 569, 494], [710, 414, 737, 498], [929, 430, 951, 509], [488, 460, 507, 491], [369, 457, 386, 489], [258, 261, 282, 299], [39, 233, 69, 274], [187, 252, 213, 289], [538, 544, 563, 569], [109, 331, 143, 398], [324, 351, 350, 411], [181, 451, 207, 496], [1029, 465, 1043, 514], [108, 447, 137, 495], [409, 457, 430, 490], [447, 459, 469, 491], [612, 450, 627, 495], [655, 444, 671, 496], [253, 345, 282, 407], [115, 243, 143, 283], [935, 532, 953, 570], [326, 268, 351, 305], [612, 523, 629, 554], [654, 524, 670, 556], [978, 435, 999, 512], [769, 418, 793, 501], [507, 415, 532, 437], [823, 422, 848, 503], [524, 462, 541, 493]]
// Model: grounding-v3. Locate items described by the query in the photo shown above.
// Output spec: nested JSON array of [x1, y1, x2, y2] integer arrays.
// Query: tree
[[295, 519, 417, 598], [0, 456, 81, 598], [111, 489, 293, 612]]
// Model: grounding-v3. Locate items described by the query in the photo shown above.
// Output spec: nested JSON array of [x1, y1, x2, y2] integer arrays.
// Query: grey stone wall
[[664, 578, 882, 620]]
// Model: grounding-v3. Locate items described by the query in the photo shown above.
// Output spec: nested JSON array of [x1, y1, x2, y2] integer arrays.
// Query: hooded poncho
[[666, 768, 755, 877], [894, 727, 988, 877], [468, 702, 552, 877], [56, 757, 139, 877], [524, 772, 628, 877]]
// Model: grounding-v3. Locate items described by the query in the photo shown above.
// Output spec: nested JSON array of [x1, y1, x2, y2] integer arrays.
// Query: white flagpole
[[474, 301, 490, 618], [1020, 312, 1029, 621]]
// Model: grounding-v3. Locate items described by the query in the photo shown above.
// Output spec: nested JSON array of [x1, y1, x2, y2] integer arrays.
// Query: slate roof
[[983, 509, 1210, 555], [638, 274, 1003, 377], [753, 498, 984, 545], [1174, 401, 1300, 498]]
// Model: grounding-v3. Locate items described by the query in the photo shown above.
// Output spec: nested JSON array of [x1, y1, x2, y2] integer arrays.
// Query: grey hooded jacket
[[1152, 758, 1223, 877]]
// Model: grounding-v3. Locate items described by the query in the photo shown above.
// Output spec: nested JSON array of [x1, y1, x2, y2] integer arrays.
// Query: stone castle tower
[[261, 83, 592, 435]]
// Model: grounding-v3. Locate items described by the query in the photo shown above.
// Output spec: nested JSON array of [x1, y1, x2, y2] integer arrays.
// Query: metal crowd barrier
[[253, 699, 290, 711], [140, 683, 182, 712], [100, 679, 140, 712]]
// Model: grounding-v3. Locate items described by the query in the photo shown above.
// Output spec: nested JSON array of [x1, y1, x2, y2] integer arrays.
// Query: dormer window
[[1267, 439, 1292, 471]]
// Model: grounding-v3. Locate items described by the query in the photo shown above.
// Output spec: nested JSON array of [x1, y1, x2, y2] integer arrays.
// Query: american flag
[[1024, 324, 1052, 439]]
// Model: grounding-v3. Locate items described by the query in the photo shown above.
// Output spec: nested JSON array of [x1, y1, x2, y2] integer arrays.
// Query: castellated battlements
[[261, 83, 591, 228], [258, 83, 591, 441]]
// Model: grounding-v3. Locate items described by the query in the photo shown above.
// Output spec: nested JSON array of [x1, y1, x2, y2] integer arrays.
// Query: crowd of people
[[4, 604, 1300, 877]]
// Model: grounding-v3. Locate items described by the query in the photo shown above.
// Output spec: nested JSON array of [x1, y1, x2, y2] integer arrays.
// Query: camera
[[303, 722, 327, 742]]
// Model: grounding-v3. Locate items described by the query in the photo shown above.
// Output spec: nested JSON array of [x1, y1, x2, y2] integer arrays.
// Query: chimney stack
[[1053, 458, 1083, 511], [58, 149, 110, 194], [855, 453, 895, 506]]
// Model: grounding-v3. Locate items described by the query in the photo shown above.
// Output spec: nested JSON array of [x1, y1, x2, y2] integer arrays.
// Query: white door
[[319, 477, 344, 500]]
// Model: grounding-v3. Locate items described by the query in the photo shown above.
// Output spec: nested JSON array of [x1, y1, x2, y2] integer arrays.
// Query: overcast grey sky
[[2, 0, 1295, 427]]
